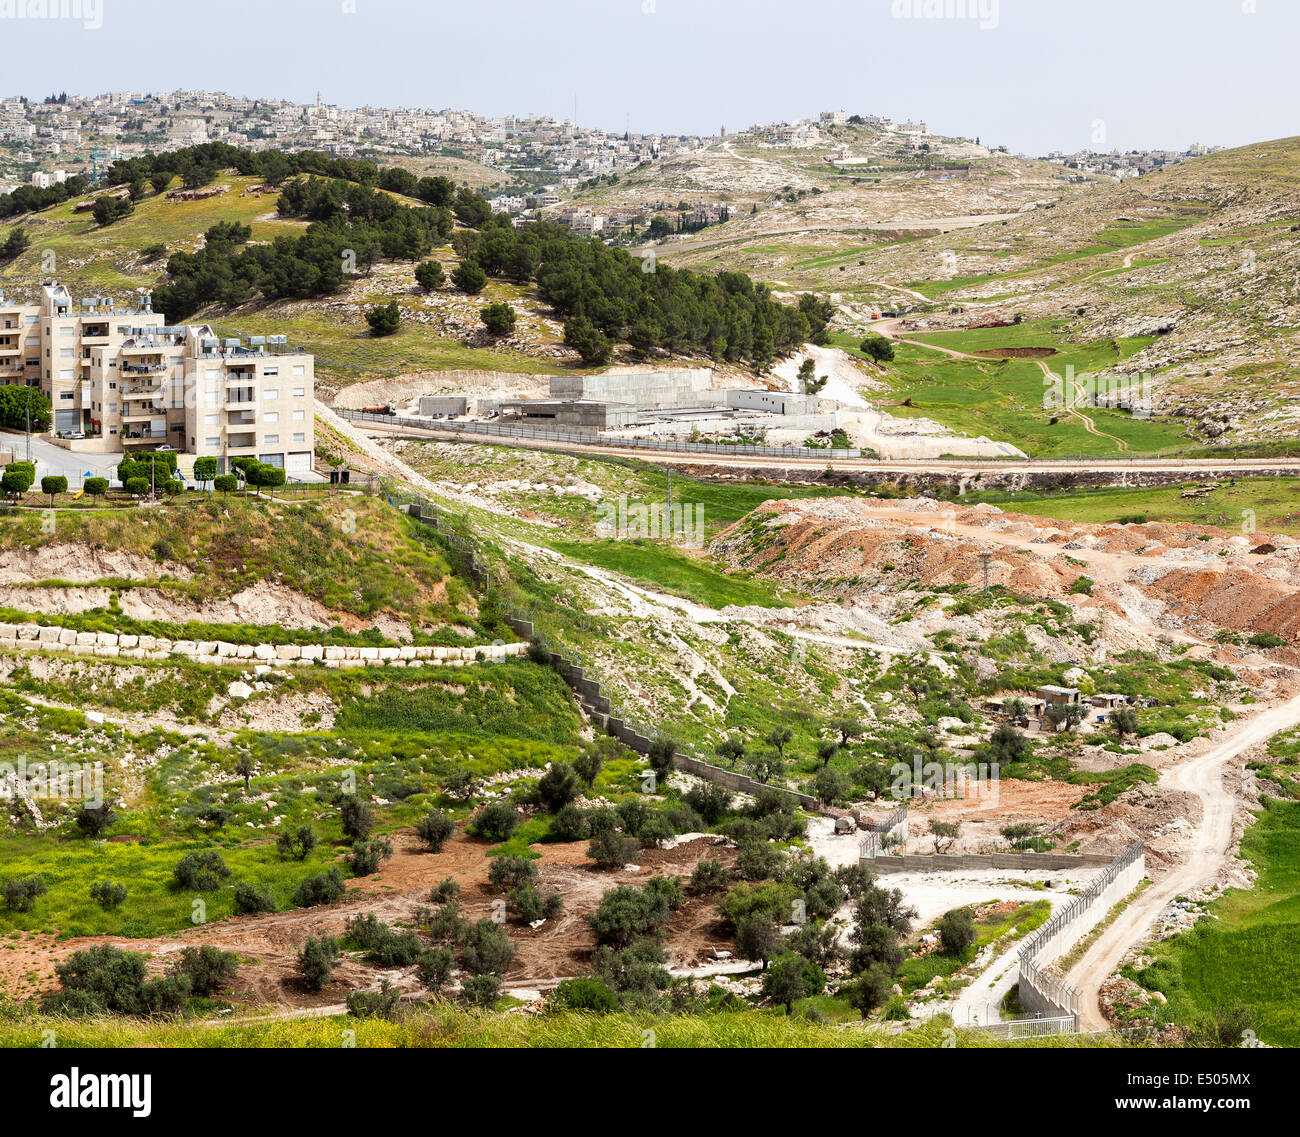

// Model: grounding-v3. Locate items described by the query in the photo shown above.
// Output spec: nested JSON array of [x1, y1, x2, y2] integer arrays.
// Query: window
[[171, 423, 184, 433], [292, 410, 305, 421], [205, 391, 218, 405], [264, 434, 279, 444], [264, 389, 279, 399], [263, 411, 278, 423], [292, 432, 306, 442], [205, 436, 220, 447], [292, 365, 305, 376], [59, 391, 73, 401], [205, 413, 219, 425], [292, 387, 305, 398], [59, 348, 74, 358], [107, 402, 116, 413], [264, 366, 278, 377]]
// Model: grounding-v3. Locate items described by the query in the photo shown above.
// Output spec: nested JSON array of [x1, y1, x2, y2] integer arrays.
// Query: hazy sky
[[6, 0, 1297, 155]]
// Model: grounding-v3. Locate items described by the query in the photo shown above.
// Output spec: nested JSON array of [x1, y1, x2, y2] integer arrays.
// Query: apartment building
[[0, 282, 314, 475]]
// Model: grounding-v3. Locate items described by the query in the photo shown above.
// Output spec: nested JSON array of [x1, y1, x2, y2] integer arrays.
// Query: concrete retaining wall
[[864, 851, 1118, 874], [0, 622, 527, 669]]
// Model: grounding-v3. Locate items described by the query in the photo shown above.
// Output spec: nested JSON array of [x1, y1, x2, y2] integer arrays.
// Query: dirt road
[[1068, 691, 1300, 1029]]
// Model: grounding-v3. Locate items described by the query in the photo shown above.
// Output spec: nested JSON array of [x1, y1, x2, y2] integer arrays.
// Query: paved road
[[0, 430, 122, 483], [349, 419, 1300, 479]]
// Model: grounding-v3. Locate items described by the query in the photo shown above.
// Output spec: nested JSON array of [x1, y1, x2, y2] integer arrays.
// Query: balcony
[[120, 362, 168, 375], [123, 429, 168, 445]]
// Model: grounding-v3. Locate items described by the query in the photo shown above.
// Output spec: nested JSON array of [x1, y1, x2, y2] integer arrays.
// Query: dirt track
[[1069, 691, 1300, 1029]]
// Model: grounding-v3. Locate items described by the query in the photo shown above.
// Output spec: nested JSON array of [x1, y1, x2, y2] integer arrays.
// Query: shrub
[[416, 947, 453, 992], [689, 859, 732, 895], [339, 795, 373, 840], [233, 881, 276, 914], [458, 919, 516, 977], [88, 880, 128, 910], [2, 469, 32, 498], [550, 803, 590, 841], [468, 800, 520, 842], [428, 900, 468, 943], [537, 763, 579, 812], [293, 867, 346, 907], [213, 474, 239, 494], [276, 824, 317, 861], [415, 259, 445, 291], [172, 851, 231, 892], [296, 936, 341, 991], [83, 476, 108, 500], [734, 913, 781, 969], [487, 856, 538, 893], [859, 334, 895, 364], [429, 877, 460, 904], [124, 476, 148, 498], [347, 979, 402, 1018], [416, 809, 455, 852], [587, 829, 638, 869], [480, 301, 516, 336], [451, 258, 487, 293], [74, 802, 117, 838], [43, 945, 149, 1015], [843, 965, 893, 1019], [40, 475, 67, 503], [736, 841, 785, 881], [591, 883, 673, 948], [369, 928, 423, 968], [551, 976, 617, 1012], [684, 782, 732, 825], [365, 301, 401, 336], [172, 945, 238, 996], [460, 974, 501, 1008], [571, 750, 604, 786], [937, 908, 977, 956], [346, 837, 394, 876], [762, 952, 825, 1013], [2, 875, 47, 912]]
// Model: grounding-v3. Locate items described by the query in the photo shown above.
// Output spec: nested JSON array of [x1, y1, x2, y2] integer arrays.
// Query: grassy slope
[[0, 174, 567, 384], [0, 492, 472, 628], [0, 659, 582, 943], [0, 1004, 1126, 1048]]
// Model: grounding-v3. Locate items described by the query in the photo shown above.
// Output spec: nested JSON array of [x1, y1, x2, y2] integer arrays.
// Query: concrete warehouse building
[[497, 368, 829, 430], [0, 282, 314, 474]]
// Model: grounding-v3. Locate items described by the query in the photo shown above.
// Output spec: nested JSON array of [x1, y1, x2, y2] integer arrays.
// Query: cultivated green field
[[1125, 797, 1300, 1046], [959, 478, 1300, 535], [833, 320, 1196, 457]]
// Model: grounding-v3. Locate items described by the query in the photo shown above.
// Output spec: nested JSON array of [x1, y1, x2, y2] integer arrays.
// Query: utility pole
[[664, 465, 672, 541], [24, 392, 31, 463], [979, 552, 992, 594]]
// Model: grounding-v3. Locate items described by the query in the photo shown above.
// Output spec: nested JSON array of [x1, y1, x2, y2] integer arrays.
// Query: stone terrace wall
[[0, 622, 526, 669]]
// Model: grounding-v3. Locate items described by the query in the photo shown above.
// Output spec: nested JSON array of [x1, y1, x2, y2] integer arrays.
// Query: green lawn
[[549, 538, 789, 609]]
